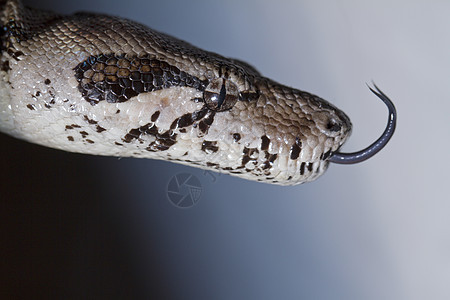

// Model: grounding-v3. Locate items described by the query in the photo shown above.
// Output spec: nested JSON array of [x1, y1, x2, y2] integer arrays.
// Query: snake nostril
[[326, 120, 341, 132]]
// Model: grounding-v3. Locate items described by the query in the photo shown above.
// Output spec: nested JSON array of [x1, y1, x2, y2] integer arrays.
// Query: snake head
[[210, 77, 354, 185], [207, 77, 395, 185], [0, 0, 396, 186]]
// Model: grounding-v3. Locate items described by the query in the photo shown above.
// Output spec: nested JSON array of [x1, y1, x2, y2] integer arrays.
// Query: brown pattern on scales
[[299, 162, 314, 175], [262, 152, 278, 171], [290, 138, 302, 160], [122, 122, 177, 151], [2, 1, 397, 186], [74, 54, 209, 105], [260, 135, 270, 151], [201, 141, 219, 154], [197, 111, 215, 136], [120, 105, 218, 154], [240, 147, 259, 169], [240, 148, 278, 175]]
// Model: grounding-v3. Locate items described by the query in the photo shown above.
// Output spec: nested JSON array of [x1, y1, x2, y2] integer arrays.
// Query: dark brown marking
[[122, 123, 177, 152], [71, 124, 81, 128], [268, 154, 277, 163], [114, 142, 123, 146], [26, 104, 35, 110], [203, 111, 215, 126], [80, 131, 88, 138], [261, 135, 270, 151], [206, 162, 219, 167], [147, 130, 177, 151], [198, 111, 215, 134], [198, 122, 207, 133], [123, 128, 142, 143], [67, 136, 74, 141], [151, 111, 160, 122], [192, 107, 208, 121], [7, 49, 24, 61], [86, 139, 95, 144], [44, 79, 51, 85], [262, 162, 271, 170], [171, 113, 195, 130], [307, 162, 313, 172], [49, 90, 55, 103], [241, 147, 259, 168], [96, 125, 106, 133], [1, 61, 10, 72], [178, 114, 195, 128], [321, 150, 332, 160], [242, 149, 251, 166], [201, 141, 219, 153], [290, 138, 302, 160], [35, 91, 41, 97], [287, 176, 293, 180], [300, 162, 306, 175], [262, 152, 278, 170], [83, 115, 98, 124], [232, 133, 241, 142], [74, 54, 208, 105]]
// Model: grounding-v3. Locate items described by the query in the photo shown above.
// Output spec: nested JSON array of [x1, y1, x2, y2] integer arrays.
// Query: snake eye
[[203, 78, 239, 111]]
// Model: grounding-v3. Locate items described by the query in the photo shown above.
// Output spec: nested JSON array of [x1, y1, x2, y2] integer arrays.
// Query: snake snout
[[314, 107, 352, 142]]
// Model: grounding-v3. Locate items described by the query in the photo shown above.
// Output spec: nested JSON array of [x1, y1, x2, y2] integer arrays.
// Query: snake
[[0, 0, 396, 185]]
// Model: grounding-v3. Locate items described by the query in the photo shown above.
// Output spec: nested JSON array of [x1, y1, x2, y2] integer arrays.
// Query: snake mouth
[[333, 108, 353, 147]]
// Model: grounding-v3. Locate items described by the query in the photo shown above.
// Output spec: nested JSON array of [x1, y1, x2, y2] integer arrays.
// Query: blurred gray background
[[1, 0, 448, 299]]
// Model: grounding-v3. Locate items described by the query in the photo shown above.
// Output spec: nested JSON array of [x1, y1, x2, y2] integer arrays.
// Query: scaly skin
[[0, 0, 352, 185]]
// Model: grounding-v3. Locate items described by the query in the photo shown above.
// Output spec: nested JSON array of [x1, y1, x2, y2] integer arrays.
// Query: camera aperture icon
[[167, 173, 202, 208]]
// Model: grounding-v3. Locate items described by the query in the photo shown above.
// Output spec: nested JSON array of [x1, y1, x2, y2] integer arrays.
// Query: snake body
[[0, 0, 396, 185]]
